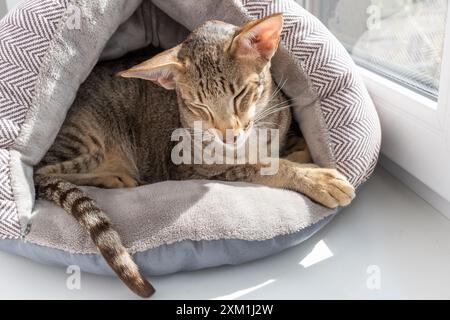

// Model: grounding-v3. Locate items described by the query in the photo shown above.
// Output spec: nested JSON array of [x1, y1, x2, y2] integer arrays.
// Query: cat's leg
[[40, 172, 139, 188], [283, 149, 312, 163], [218, 159, 355, 208], [37, 146, 139, 188], [282, 135, 312, 164], [283, 135, 307, 154], [36, 151, 103, 175]]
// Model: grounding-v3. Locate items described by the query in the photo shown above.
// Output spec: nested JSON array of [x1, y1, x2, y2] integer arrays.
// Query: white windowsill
[[2, 166, 450, 299], [358, 66, 450, 219]]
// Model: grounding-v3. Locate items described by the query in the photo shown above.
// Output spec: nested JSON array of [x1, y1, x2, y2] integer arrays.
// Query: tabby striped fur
[[35, 175, 154, 297]]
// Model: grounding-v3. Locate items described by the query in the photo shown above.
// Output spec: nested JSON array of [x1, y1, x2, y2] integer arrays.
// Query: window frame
[[302, 0, 450, 204]]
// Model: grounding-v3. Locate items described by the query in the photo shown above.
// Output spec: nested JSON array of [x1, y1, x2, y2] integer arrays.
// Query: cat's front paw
[[302, 168, 355, 208]]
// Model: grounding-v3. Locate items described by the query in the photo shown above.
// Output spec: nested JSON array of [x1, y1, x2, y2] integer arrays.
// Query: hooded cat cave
[[0, 0, 381, 289]]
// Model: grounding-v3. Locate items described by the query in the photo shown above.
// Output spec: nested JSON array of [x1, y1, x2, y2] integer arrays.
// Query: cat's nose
[[224, 130, 243, 144], [224, 134, 237, 144]]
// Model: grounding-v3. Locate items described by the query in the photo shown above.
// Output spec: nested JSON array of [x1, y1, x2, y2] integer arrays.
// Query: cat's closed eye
[[189, 103, 213, 120], [233, 85, 256, 114], [233, 86, 248, 114]]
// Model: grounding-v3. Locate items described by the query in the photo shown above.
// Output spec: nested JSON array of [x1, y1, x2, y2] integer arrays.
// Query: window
[[0, 1, 23, 18], [312, 0, 447, 100], [300, 0, 450, 213]]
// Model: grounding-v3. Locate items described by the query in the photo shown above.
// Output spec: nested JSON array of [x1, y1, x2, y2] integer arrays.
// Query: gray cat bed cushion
[[0, 0, 381, 276]]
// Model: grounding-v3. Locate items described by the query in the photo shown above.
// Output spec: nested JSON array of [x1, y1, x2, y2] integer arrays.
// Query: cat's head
[[118, 14, 283, 144]]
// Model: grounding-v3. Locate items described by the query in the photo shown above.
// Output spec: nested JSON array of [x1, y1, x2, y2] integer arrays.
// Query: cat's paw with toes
[[302, 168, 355, 208]]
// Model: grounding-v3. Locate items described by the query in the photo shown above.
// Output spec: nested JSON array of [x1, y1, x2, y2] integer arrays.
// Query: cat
[[34, 13, 355, 298]]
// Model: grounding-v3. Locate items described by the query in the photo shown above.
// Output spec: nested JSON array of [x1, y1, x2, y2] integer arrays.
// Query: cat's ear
[[117, 45, 183, 90], [231, 13, 283, 61]]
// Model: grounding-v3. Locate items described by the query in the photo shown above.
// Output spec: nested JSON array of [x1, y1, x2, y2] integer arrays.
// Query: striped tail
[[35, 175, 155, 298]]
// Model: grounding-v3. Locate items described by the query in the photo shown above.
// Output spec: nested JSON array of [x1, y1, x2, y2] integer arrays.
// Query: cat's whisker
[[255, 120, 280, 126], [256, 103, 289, 118], [254, 103, 292, 122], [254, 121, 280, 129], [257, 103, 291, 120], [254, 100, 292, 121], [267, 76, 287, 103], [255, 103, 288, 120], [259, 96, 297, 113], [262, 97, 295, 112]]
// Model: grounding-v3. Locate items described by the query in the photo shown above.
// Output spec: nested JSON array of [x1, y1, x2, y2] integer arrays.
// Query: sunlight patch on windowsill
[[299, 240, 333, 268], [210, 279, 276, 300]]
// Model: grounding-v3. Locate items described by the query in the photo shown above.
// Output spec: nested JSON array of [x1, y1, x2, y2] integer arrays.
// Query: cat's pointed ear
[[117, 45, 183, 90], [231, 13, 283, 61]]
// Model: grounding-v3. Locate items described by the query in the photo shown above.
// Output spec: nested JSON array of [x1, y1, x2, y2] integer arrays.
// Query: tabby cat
[[35, 14, 355, 298]]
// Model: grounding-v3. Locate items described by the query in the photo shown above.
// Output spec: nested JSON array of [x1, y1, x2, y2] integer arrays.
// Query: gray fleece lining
[[26, 180, 337, 254]]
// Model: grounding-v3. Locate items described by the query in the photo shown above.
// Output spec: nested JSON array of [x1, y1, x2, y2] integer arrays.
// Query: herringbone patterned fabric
[[0, 149, 20, 238], [242, 0, 381, 186], [0, 0, 69, 239]]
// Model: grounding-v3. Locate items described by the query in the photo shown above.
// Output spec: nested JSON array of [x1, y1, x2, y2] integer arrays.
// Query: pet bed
[[0, 0, 381, 277]]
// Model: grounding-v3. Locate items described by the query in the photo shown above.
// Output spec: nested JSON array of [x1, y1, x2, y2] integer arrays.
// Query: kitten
[[35, 14, 355, 298]]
